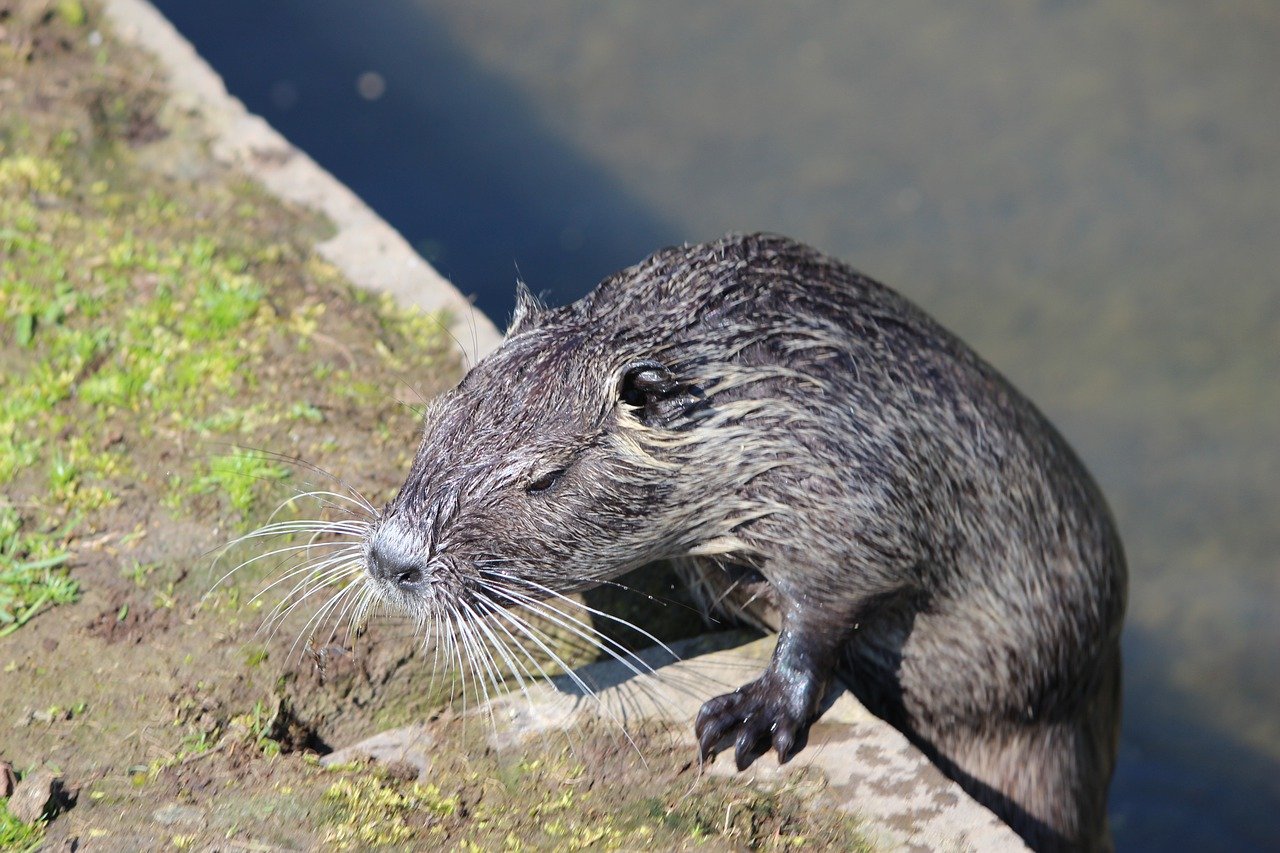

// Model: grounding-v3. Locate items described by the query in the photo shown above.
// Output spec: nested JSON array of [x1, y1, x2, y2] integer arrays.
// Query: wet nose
[[366, 530, 426, 590]]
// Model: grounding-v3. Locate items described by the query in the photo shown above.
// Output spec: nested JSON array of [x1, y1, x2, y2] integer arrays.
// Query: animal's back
[[640, 235, 1127, 850]]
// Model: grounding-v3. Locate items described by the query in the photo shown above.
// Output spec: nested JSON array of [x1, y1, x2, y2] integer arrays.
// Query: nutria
[[361, 233, 1126, 851]]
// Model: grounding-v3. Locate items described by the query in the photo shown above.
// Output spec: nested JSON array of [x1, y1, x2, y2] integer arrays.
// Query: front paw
[[695, 675, 814, 770]]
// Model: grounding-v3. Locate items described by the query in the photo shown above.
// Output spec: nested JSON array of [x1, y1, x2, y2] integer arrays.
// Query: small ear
[[620, 361, 679, 406], [508, 279, 546, 336], [620, 360, 698, 422]]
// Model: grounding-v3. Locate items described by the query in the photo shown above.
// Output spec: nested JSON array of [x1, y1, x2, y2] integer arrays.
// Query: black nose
[[366, 536, 426, 590]]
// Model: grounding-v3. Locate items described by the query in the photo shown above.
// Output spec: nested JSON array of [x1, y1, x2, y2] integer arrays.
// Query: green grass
[[0, 149, 286, 625], [0, 505, 77, 639], [194, 449, 291, 520], [0, 135, 453, 635], [0, 798, 44, 852], [322, 776, 460, 849]]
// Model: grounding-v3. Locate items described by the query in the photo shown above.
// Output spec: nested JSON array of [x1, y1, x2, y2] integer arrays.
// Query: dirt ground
[[0, 2, 871, 850]]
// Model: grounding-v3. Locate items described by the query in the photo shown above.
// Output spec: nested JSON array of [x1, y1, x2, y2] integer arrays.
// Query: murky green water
[[156, 0, 1279, 846]]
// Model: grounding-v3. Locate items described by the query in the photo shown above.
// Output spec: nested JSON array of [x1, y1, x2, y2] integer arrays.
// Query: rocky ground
[[0, 2, 874, 849]]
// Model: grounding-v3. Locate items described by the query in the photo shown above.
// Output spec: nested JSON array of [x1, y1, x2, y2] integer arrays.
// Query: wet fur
[[365, 233, 1127, 851]]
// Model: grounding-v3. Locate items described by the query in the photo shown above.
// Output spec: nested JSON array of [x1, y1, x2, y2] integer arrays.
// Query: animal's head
[[362, 235, 820, 622]]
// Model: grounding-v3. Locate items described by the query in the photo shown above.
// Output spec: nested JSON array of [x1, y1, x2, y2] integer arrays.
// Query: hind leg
[[882, 638, 1123, 851]]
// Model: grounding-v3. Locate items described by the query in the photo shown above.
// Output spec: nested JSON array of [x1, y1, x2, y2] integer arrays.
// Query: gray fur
[[364, 233, 1127, 851]]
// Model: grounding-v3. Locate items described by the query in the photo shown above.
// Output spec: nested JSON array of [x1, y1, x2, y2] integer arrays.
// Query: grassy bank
[[0, 2, 869, 848]]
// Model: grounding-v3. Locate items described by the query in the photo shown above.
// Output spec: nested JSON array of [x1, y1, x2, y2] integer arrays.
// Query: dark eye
[[526, 468, 566, 495]]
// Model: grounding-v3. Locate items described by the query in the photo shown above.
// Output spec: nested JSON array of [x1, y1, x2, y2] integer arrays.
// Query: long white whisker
[[269, 573, 355, 640], [473, 594, 594, 762], [288, 581, 359, 662], [207, 525, 365, 599], [484, 569, 681, 664], [213, 497, 368, 562], [326, 579, 372, 648], [484, 601, 601, 703], [486, 585, 655, 682], [442, 602, 471, 723], [264, 568, 363, 635], [428, 596, 452, 706], [439, 597, 460, 711], [345, 584, 376, 649], [262, 572, 355, 635], [482, 599, 646, 762], [467, 597, 520, 697], [257, 564, 364, 635], [455, 600, 490, 730], [456, 598, 506, 732], [279, 489, 376, 515], [233, 541, 363, 588], [227, 518, 368, 543], [251, 548, 364, 607], [254, 493, 371, 531], [472, 596, 540, 697]]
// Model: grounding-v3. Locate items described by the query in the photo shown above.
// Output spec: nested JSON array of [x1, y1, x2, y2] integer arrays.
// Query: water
[[152, 0, 1280, 847]]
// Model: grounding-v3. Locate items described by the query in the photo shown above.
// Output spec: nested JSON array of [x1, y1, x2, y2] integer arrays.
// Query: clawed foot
[[695, 674, 815, 770]]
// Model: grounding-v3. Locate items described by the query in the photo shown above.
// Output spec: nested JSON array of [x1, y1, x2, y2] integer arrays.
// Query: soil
[[0, 2, 871, 850]]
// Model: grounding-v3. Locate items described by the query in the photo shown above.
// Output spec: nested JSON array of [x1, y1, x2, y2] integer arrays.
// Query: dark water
[[152, 1, 1280, 848]]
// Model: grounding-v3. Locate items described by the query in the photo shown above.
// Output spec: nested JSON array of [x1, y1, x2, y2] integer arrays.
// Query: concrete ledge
[[102, 0, 504, 360], [324, 636, 1028, 851]]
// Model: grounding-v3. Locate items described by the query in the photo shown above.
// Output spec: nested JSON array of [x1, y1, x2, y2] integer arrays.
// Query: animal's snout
[[368, 550, 423, 588], [366, 524, 427, 591]]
